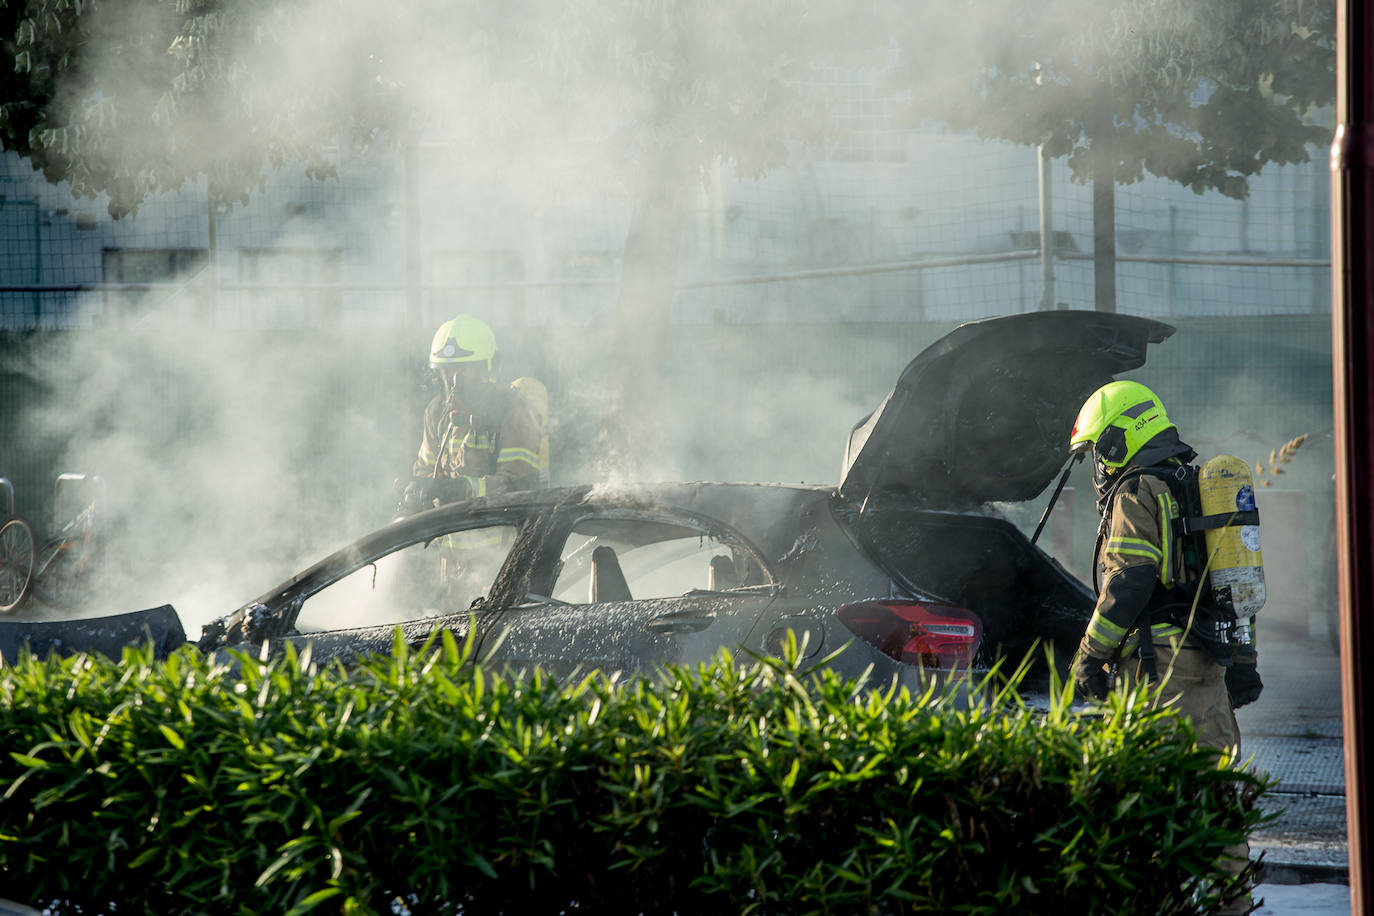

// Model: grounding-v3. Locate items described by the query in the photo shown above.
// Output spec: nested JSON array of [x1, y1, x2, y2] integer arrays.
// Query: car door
[[481, 509, 778, 678]]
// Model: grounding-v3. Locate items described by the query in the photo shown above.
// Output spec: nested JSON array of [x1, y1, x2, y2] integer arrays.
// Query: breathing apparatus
[[1064, 380, 1266, 636], [1191, 454, 1265, 620]]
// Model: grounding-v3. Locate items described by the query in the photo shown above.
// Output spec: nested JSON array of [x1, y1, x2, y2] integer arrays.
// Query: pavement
[[1253, 883, 1351, 915], [1236, 633, 1347, 880], [1232, 630, 1352, 913]]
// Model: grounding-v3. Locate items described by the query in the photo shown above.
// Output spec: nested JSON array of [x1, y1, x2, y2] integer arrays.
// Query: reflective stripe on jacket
[[1082, 473, 1184, 660]]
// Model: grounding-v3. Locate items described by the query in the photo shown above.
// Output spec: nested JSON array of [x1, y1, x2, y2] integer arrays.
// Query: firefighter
[[1068, 379, 1261, 914], [402, 314, 543, 510], [510, 376, 551, 486]]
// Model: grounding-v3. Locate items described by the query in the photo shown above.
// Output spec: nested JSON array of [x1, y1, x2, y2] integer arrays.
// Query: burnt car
[[188, 310, 1173, 685], [1, 311, 1174, 688]]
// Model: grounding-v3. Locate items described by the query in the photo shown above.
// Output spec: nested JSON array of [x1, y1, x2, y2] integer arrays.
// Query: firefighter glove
[[400, 479, 435, 514], [1226, 645, 1263, 709], [428, 477, 473, 504], [1072, 649, 1113, 700]]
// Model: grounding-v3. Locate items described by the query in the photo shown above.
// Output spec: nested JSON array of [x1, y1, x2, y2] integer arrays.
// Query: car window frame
[[276, 504, 548, 633], [533, 505, 778, 605]]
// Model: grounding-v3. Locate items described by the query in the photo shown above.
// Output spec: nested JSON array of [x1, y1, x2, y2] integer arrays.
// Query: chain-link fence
[[0, 116, 1332, 333]]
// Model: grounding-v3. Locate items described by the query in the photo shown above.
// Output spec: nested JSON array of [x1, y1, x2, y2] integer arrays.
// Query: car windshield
[[293, 523, 520, 631], [550, 515, 768, 604]]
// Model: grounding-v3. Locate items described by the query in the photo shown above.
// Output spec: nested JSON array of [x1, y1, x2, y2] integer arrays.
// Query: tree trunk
[[1093, 173, 1116, 313], [1093, 88, 1117, 313]]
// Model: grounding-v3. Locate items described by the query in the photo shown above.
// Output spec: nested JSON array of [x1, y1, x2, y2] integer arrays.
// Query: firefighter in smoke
[[1068, 380, 1263, 914], [399, 315, 544, 606], [403, 313, 544, 505]]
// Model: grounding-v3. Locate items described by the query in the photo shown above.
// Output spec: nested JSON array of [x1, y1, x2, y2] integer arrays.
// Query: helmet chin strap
[[1031, 451, 1084, 546]]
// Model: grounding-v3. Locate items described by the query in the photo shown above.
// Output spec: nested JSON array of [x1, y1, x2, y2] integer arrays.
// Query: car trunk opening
[[838, 499, 1093, 679]]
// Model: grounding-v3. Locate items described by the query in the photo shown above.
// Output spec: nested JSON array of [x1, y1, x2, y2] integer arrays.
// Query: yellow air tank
[[1197, 454, 1265, 618]]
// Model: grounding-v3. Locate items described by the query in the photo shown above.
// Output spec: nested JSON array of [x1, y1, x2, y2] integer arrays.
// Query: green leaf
[[285, 888, 343, 915], [157, 724, 185, 750], [1114, 791, 1141, 818], [465, 851, 498, 880]]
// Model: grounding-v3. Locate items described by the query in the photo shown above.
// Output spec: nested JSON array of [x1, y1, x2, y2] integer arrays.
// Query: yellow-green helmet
[[429, 315, 496, 371], [1070, 380, 1175, 475]]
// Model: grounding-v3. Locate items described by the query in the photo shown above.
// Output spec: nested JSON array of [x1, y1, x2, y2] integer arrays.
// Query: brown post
[[1093, 90, 1117, 313], [1092, 177, 1116, 313], [1330, 0, 1374, 909]]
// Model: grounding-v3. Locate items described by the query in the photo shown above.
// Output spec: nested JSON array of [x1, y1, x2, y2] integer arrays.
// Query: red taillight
[[836, 600, 982, 670]]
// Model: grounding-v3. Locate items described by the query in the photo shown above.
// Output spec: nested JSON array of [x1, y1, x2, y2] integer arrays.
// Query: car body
[[0, 311, 1176, 687], [191, 310, 1174, 684], [194, 477, 1081, 686]]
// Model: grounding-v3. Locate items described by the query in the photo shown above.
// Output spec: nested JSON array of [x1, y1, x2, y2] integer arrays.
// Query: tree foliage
[[1, 0, 1337, 209], [0, 0, 443, 215], [881, 0, 1335, 199], [0, 0, 869, 217]]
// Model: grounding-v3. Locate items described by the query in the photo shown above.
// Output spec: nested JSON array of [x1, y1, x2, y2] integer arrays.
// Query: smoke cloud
[[3, 0, 1334, 644]]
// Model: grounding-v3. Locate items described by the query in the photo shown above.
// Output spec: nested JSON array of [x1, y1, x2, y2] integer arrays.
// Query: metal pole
[[1038, 144, 1056, 309], [404, 144, 422, 330], [1330, 0, 1374, 909], [32, 202, 41, 325], [205, 193, 218, 321], [1168, 206, 1179, 304]]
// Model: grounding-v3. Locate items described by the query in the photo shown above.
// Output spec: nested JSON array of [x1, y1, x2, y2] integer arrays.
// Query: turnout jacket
[[413, 381, 542, 498], [1081, 465, 1209, 662]]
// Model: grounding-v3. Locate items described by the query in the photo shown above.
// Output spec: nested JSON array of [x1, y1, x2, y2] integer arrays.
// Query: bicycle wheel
[[31, 543, 83, 610], [0, 517, 35, 614]]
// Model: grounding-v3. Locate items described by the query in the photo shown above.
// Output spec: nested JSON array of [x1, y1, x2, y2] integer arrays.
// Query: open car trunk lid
[[839, 311, 1175, 508]]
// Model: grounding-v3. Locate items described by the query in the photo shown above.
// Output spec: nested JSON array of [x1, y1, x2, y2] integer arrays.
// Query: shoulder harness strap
[[1179, 509, 1261, 533]]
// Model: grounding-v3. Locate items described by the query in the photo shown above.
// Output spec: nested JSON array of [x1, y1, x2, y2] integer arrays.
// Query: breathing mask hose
[[1031, 452, 1084, 546], [433, 420, 458, 479], [434, 374, 470, 480]]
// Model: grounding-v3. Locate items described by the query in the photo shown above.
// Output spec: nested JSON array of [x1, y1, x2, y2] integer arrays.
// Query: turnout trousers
[[1131, 641, 1252, 915]]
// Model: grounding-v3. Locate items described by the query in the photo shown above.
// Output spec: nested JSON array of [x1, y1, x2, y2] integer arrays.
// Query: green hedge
[[0, 635, 1267, 915]]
